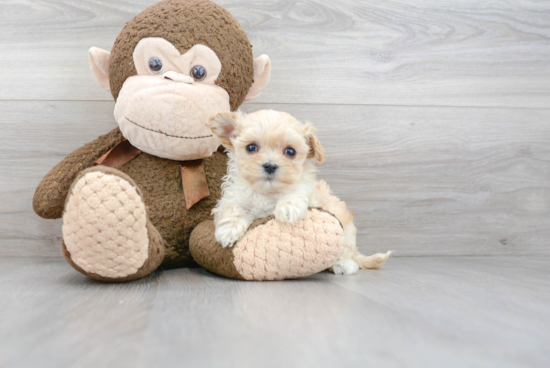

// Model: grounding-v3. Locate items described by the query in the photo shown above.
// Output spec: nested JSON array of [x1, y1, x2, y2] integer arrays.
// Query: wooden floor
[[1, 1, 550, 367], [0, 256, 549, 368]]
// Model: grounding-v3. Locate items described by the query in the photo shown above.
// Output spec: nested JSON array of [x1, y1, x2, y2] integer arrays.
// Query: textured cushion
[[190, 209, 344, 280]]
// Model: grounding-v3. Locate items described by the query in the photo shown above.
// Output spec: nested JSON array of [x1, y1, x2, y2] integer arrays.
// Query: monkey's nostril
[[163, 71, 194, 84], [263, 163, 278, 174]]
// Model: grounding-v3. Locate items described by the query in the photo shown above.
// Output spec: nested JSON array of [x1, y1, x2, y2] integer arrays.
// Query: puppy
[[207, 110, 391, 275]]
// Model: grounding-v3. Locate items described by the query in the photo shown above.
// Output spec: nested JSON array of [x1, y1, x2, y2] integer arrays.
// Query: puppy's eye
[[191, 65, 207, 81], [246, 144, 258, 153], [149, 57, 163, 73], [284, 147, 296, 157]]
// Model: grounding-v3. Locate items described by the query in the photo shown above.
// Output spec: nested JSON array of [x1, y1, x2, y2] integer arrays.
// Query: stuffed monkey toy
[[33, 0, 345, 282]]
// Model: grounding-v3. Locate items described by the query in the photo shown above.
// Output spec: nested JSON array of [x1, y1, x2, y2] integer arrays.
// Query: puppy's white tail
[[316, 180, 392, 270], [354, 251, 393, 269]]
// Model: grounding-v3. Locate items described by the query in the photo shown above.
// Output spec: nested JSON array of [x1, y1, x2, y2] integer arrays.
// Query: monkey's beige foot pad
[[62, 167, 164, 282], [190, 209, 344, 281]]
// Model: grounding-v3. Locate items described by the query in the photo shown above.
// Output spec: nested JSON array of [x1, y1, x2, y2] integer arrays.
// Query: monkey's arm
[[33, 128, 125, 219]]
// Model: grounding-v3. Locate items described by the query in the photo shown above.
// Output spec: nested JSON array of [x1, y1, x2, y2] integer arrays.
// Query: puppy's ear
[[207, 112, 239, 148], [305, 125, 326, 164]]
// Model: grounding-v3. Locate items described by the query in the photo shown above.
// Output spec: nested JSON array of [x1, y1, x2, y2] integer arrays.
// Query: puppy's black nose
[[263, 163, 278, 174]]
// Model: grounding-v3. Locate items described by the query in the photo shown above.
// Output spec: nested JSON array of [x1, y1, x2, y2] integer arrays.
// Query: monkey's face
[[88, 0, 271, 161], [113, 38, 229, 161]]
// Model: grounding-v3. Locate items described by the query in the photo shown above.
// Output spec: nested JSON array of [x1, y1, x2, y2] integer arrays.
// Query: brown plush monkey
[[33, 0, 344, 282]]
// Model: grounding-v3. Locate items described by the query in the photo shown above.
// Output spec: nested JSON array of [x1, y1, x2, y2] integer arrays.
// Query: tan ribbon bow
[[94, 140, 210, 209]]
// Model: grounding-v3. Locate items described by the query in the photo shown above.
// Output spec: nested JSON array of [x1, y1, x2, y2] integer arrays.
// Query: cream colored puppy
[[207, 110, 391, 275]]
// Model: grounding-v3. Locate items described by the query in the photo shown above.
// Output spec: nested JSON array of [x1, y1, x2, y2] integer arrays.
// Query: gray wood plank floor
[[0, 256, 548, 368]]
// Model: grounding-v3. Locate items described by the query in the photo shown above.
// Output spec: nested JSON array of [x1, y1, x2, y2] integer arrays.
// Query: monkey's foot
[[62, 166, 164, 282], [190, 208, 345, 280]]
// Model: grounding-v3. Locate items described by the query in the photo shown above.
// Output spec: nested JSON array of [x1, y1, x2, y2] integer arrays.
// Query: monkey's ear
[[245, 55, 271, 101], [207, 112, 239, 148], [88, 47, 111, 92], [305, 125, 326, 164]]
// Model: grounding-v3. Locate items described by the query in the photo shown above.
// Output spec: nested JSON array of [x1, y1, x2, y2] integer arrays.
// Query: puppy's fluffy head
[[208, 109, 325, 193]]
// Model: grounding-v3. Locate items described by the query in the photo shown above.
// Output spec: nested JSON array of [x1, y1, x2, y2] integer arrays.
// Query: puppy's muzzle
[[263, 163, 278, 175]]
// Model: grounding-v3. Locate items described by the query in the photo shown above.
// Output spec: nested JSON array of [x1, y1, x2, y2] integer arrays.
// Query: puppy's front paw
[[215, 219, 249, 248], [329, 259, 360, 275], [274, 200, 308, 225]]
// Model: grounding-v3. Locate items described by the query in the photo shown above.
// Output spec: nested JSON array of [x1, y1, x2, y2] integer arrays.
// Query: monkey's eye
[[284, 147, 296, 157], [246, 144, 258, 153], [149, 57, 163, 73], [191, 65, 207, 81]]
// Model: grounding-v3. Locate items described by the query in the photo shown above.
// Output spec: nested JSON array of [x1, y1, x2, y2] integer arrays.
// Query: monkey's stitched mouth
[[125, 117, 213, 140]]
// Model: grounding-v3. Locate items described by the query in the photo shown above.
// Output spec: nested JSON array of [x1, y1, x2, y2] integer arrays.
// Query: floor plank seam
[[1, 99, 550, 111]]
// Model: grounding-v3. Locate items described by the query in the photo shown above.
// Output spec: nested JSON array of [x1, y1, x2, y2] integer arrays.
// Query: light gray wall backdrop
[[1, 0, 549, 258]]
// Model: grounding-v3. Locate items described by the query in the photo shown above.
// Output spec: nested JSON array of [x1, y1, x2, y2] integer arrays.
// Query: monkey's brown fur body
[[33, 0, 345, 281], [34, 128, 226, 269]]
